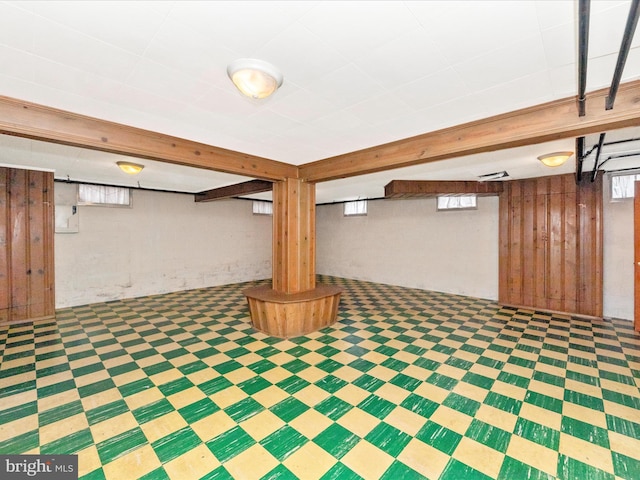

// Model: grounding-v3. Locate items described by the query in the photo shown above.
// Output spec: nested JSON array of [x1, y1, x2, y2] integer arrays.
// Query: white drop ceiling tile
[[454, 35, 548, 92], [408, 1, 540, 64], [0, 3, 39, 51], [310, 110, 366, 135], [0, 45, 37, 81], [254, 23, 349, 87], [345, 91, 413, 126], [534, 0, 575, 31], [30, 18, 140, 83], [589, 2, 635, 58], [393, 67, 470, 111], [299, 1, 422, 60], [244, 110, 303, 136], [267, 89, 337, 123], [547, 64, 578, 98], [352, 27, 451, 90], [541, 23, 577, 69], [308, 63, 386, 110], [586, 53, 619, 89], [196, 85, 267, 117], [474, 70, 555, 116]]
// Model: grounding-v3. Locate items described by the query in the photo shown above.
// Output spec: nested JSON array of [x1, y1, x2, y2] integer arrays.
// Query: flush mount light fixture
[[117, 161, 144, 175], [227, 58, 283, 99], [537, 151, 573, 167]]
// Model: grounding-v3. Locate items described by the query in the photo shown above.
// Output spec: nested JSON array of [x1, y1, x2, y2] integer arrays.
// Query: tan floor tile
[[501, 363, 534, 380], [413, 382, 450, 404], [36, 370, 74, 389], [294, 384, 330, 408], [518, 403, 562, 431], [559, 433, 615, 474], [283, 441, 337, 478], [209, 386, 246, 409], [163, 443, 220, 479], [140, 411, 188, 443], [186, 368, 219, 385], [102, 444, 160, 480], [268, 352, 295, 366], [435, 363, 467, 380], [252, 385, 289, 409], [374, 382, 411, 404], [429, 405, 473, 435], [260, 366, 293, 384], [604, 400, 640, 425], [77, 445, 102, 478], [609, 431, 640, 460], [366, 365, 398, 382], [341, 440, 394, 479], [0, 415, 38, 443], [1, 390, 37, 411], [167, 386, 205, 410], [384, 406, 428, 436], [506, 435, 558, 477], [331, 365, 362, 383], [565, 378, 603, 399], [475, 404, 518, 432], [90, 412, 139, 444], [37, 389, 81, 413], [133, 355, 165, 368], [223, 367, 255, 385], [111, 369, 146, 387], [336, 408, 380, 438], [491, 379, 527, 402], [241, 410, 286, 442], [123, 387, 163, 411], [224, 444, 278, 480], [469, 363, 501, 379], [40, 413, 90, 445], [453, 436, 504, 478], [102, 354, 135, 369], [296, 366, 329, 383], [452, 380, 489, 403], [398, 438, 451, 478], [600, 379, 640, 398], [562, 403, 608, 429], [361, 351, 391, 365], [149, 369, 182, 387], [191, 411, 236, 442]]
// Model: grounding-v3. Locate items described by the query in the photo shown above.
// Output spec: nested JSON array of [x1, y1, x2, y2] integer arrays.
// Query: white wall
[[603, 179, 634, 320], [54, 183, 272, 307], [317, 197, 500, 300]]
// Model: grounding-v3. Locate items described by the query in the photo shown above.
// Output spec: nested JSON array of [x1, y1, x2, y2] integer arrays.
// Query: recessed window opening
[[437, 195, 477, 211], [252, 200, 273, 215], [344, 200, 367, 216], [610, 170, 640, 200], [78, 184, 131, 207]]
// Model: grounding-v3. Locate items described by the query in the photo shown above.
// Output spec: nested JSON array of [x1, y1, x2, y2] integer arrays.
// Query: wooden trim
[[0, 95, 297, 181], [194, 179, 273, 202], [635, 181, 640, 331], [385, 180, 503, 198], [300, 80, 640, 182]]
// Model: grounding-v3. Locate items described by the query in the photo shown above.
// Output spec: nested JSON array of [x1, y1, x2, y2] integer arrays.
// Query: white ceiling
[[0, 0, 639, 203]]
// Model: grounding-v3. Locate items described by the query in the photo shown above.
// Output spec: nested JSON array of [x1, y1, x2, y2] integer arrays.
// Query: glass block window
[[78, 184, 131, 207], [437, 195, 477, 210]]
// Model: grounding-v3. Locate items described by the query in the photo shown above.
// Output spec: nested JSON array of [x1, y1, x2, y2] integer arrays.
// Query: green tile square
[[563, 389, 604, 411], [158, 377, 194, 396], [238, 376, 272, 395], [199, 466, 234, 480], [400, 394, 438, 418], [345, 345, 369, 357], [313, 423, 360, 459], [132, 398, 175, 424], [612, 451, 640, 480], [606, 414, 640, 438], [315, 375, 348, 394], [602, 389, 640, 409], [0, 429, 39, 454], [381, 358, 409, 372], [79, 467, 107, 480], [415, 422, 462, 455], [465, 419, 511, 453], [319, 462, 363, 480], [38, 379, 76, 399], [225, 397, 264, 423], [138, 467, 170, 480], [107, 361, 138, 377], [178, 360, 208, 375], [426, 372, 458, 390], [348, 358, 376, 373], [260, 425, 308, 461], [352, 374, 384, 392], [78, 378, 116, 398], [286, 345, 311, 357], [316, 358, 343, 373], [442, 392, 481, 416], [86, 399, 130, 426], [96, 427, 147, 464], [248, 359, 277, 374], [198, 376, 233, 396], [498, 455, 555, 480], [561, 416, 610, 448], [119, 377, 154, 397], [380, 460, 427, 480], [39, 400, 84, 427], [365, 422, 411, 457], [484, 391, 522, 415], [213, 360, 243, 374], [142, 361, 173, 376], [357, 394, 395, 420], [225, 346, 251, 358], [0, 402, 37, 425], [317, 345, 341, 357], [260, 464, 299, 480], [440, 458, 492, 480], [282, 359, 311, 373], [177, 398, 219, 424], [41, 428, 94, 455], [445, 356, 474, 370], [462, 371, 495, 390], [524, 390, 563, 414], [206, 425, 256, 463], [152, 426, 202, 463], [276, 375, 309, 394], [315, 396, 353, 421], [533, 370, 565, 388], [413, 357, 441, 371], [556, 453, 615, 480], [270, 397, 310, 422]]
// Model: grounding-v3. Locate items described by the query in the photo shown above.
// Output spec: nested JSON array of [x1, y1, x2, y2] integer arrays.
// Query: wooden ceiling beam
[[0, 95, 298, 181], [299, 79, 640, 183], [195, 179, 273, 202], [385, 180, 503, 198]]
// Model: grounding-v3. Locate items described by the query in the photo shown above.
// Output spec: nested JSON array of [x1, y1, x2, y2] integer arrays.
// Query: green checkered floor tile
[[1, 276, 639, 479]]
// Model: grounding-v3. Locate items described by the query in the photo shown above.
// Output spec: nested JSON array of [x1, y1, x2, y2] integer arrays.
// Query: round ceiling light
[[537, 151, 573, 167], [227, 58, 283, 99]]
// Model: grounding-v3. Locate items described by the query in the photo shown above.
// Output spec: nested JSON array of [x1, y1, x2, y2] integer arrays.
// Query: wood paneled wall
[[499, 173, 602, 317], [0, 168, 55, 324]]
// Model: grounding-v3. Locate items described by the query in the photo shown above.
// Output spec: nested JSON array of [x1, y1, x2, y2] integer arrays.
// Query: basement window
[[610, 171, 640, 200], [252, 200, 273, 215], [344, 200, 367, 216], [437, 195, 477, 211], [78, 184, 131, 207]]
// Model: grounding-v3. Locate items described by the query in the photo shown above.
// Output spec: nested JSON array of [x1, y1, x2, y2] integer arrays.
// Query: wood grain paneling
[[635, 181, 640, 332], [384, 180, 503, 198], [0, 168, 54, 324], [499, 173, 602, 317]]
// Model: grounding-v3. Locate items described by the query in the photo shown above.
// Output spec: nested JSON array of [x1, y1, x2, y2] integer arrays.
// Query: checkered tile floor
[[1, 276, 640, 480]]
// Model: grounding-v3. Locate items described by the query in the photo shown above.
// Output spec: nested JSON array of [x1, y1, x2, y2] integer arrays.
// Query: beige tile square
[[0, 415, 38, 443], [501, 363, 534, 380], [135, 354, 165, 368], [429, 406, 473, 435], [140, 411, 188, 444], [331, 365, 362, 383], [283, 440, 338, 478], [517, 402, 562, 431], [163, 443, 220, 479], [296, 366, 329, 383], [453, 436, 504, 478], [123, 387, 163, 411], [374, 382, 411, 404], [36, 370, 75, 389], [452, 381, 489, 403], [167, 386, 206, 410], [241, 410, 286, 442], [294, 384, 330, 407], [564, 379, 603, 399], [366, 365, 397, 382], [384, 406, 428, 436], [37, 389, 81, 413], [149, 369, 182, 387], [609, 431, 640, 460], [252, 385, 289, 409], [361, 351, 390, 365], [398, 439, 450, 478], [186, 368, 219, 385], [111, 369, 146, 387], [336, 408, 380, 438], [191, 411, 236, 442], [260, 367, 293, 384], [102, 444, 160, 480], [527, 379, 564, 400], [2, 390, 37, 410], [40, 413, 90, 445], [341, 440, 394, 479], [474, 404, 518, 433], [562, 404, 607, 429], [601, 378, 640, 398], [77, 445, 102, 478], [604, 400, 640, 425], [435, 363, 467, 380], [402, 364, 431, 381], [223, 367, 255, 385], [90, 412, 139, 444], [209, 386, 246, 409], [334, 383, 370, 406], [490, 379, 527, 402], [506, 435, 558, 477], [559, 433, 615, 474], [224, 444, 278, 479]]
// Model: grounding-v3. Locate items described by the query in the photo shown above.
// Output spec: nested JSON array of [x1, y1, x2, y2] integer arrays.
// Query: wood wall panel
[[0, 168, 54, 324], [499, 173, 602, 317]]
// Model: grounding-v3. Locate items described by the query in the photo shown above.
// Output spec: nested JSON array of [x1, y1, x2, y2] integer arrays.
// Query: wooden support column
[[244, 178, 342, 338]]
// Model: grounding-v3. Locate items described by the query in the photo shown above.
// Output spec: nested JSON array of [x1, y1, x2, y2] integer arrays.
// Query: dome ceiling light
[[227, 58, 283, 100]]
